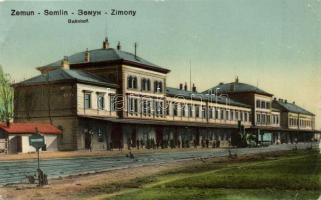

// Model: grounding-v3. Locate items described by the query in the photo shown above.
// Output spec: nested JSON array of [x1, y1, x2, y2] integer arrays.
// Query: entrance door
[[131, 128, 136, 147], [111, 125, 123, 149], [85, 133, 91, 150], [16, 136, 22, 153], [156, 127, 163, 147]]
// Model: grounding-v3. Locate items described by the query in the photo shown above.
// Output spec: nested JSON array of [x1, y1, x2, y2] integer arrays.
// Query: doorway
[[84, 132, 91, 150], [111, 125, 123, 149]]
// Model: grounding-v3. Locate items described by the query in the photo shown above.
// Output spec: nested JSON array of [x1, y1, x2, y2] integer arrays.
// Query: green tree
[[0, 66, 13, 126]]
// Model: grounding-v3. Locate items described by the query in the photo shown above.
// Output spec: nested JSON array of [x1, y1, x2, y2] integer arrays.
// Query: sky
[[0, 0, 321, 128]]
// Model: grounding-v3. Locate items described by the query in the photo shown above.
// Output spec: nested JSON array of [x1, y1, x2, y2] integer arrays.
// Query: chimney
[[273, 97, 277, 101], [117, 41, 121, 50], [192, 83, 197, 92], [235, 76, 239, 83], [102, 37, 109, 49], [84, 48, 90, 62], [184, 82, 188, 91], [61, 56, 69, 70], [179, 83, 183, 90]]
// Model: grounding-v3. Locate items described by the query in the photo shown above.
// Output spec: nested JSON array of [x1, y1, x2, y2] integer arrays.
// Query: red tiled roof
[[0, 123, 62, 135]]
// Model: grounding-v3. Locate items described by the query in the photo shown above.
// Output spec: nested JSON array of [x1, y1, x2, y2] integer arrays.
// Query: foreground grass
[[165, 152, 321, 190], [109, 188, 319, 200], [103, 150, 321, 200]]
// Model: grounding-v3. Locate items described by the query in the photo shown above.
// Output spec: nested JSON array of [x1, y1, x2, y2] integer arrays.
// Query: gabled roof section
[[204, 81, 273, 97], [37, 48, 170, 74], [13, 69, 118, 88], [166, 87, 250, 108], [272, 100, 314, 116]]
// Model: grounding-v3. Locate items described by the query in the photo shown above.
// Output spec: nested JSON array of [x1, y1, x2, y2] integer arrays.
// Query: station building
[[12, 38, 316, 151]]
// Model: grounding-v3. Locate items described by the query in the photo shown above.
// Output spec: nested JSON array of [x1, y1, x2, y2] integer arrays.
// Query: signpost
[[29, 133, 45, 170], [29, 131, 48, 186]]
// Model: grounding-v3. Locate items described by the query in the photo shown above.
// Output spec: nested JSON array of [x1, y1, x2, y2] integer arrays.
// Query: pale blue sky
[[0, 0, 321, 128]]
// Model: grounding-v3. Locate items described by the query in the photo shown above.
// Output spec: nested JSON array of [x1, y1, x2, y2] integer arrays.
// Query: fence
[[0, 139, 8, 154]]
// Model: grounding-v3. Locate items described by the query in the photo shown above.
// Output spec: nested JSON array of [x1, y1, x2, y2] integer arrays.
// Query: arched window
[[159, 81, 163, 92], [147, 79, 151, 91], [154, 81, 163, 93], [141, 78, 146, 91], [127, 76, 133, 89], [154, 81, 158, 92], [133, 77, 137, 89]]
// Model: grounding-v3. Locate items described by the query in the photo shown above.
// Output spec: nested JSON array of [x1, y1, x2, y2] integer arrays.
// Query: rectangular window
[[195, 105, 200, 118], [84, 93, 91, 109], [209, 107, 213, 119], [256, 100, 260, 108], [240, 112, 243, 121], [236, 111, 239, 120], [231, 110, 234, 120], [154, 81, 163, 93], [188, 104, 192, 117], [110, 95, 116, 111], [220, 109, 224, 120], [159, 101, 164, 116], [148, 100, 152, 116], [226, 110, 229, 120], [97, 95, 104, 110], [173, 103, 178, 116], [245, 112, 248, 122], [134, 99, 138, 113], [128, 97, 138, 114], [262, 114, 266, 124], [215, 109, 219, 119], [257, 114, 261, 123], [166, 102, 170, 116], [202, 106, 206, 118], [128, 97, 132, 113], [181, 104, 185, 117], [266, 102, 270, 109], [155, 101, 159, 116], [143, 100, 147, 115]]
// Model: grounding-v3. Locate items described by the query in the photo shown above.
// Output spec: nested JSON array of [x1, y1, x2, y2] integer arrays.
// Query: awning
[[79, 115, 242, 129], [248, 126, 317, 133]]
